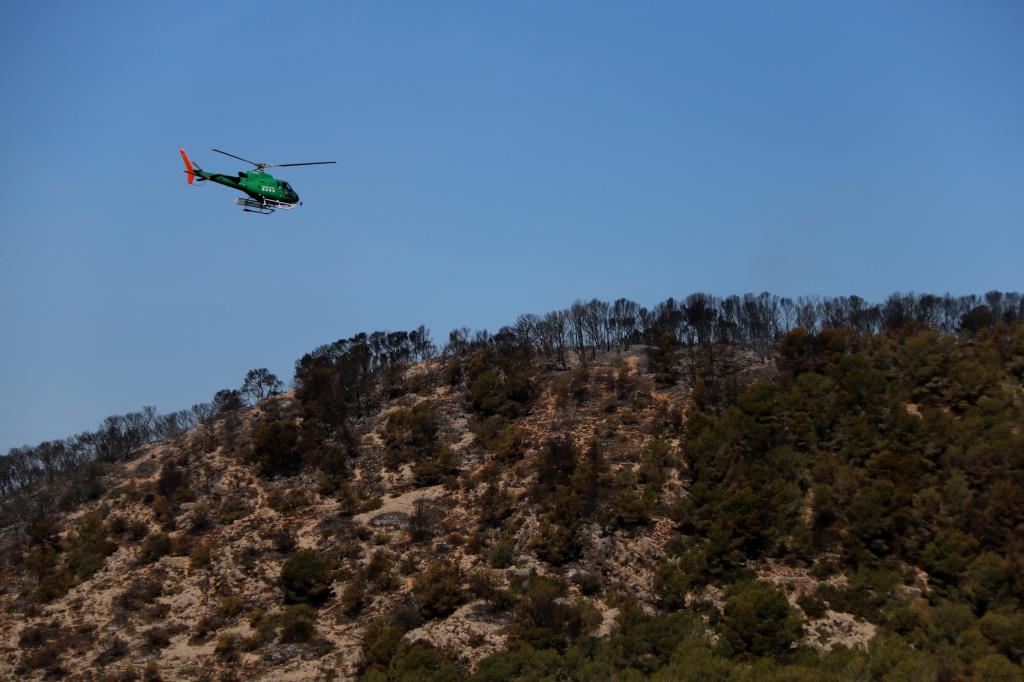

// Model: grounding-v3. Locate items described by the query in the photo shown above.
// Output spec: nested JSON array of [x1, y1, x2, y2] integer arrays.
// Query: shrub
[[719, 581, 802, 658], [142, 626, 171, 651], [247, 609, 278, 646], [971, 654, 1022, 682], [412, 446, 460, 486], [921, 528, 976, 593], [218, 596, 244, 620], [655, 560, 696, 610], [35, 566, 74, 602], [143, 661, 162, 682], [93, 637, 129, 666], [488, 540, 516, 569], [128, 520, 150, 541], [340, 573, 366, 616], [116, 577, 163, 612], [467, 353, 533, 417], [509, 574, 593, 650], [573, 571, 602, 596], [267, 488, 311, 515], [384, 603, 422, 633], [269, 528, 297, 555], [363, 619, 406, 671], [214, 633, 239, 661], [469, 569, 516, 612], [157, 462, 187, 498], [413, 561, 466, 619], [409, 500, 439, 543], [530, 516, 580, 566], [478, 483, 515, 528], [250, 421, 302, 477], [106, 514, 130, 536], [280, 549, 332, 606], [365, 550, 399, 592], [390, 642, 461, 682], [399, 555, 418, 576], [979, 611, 1024, 663], [442, 357, 463, 385], [814, 568, 900, 621], [473, 417, 528, 460], [18, 623, 67, 672], [188, 612, 225, 644], [797, 592, 828, 619], [189, 541, 212, 569], [384, 402, 438, 450], [279, 604, 317, 643], [138, 532, 172, 564], [66, 511, 117, 581], [27, 515, 61, 548], [470, 370, 509, 416]]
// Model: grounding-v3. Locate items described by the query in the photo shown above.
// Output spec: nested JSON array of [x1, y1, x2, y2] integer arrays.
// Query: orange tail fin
[[180, 148, 195, 184]]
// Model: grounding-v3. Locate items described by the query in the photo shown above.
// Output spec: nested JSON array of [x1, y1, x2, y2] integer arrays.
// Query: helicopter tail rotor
[[180, 148, 196, 185]]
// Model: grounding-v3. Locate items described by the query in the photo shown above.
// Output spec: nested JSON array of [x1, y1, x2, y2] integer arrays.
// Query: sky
[[1, 1, 1022, 451]]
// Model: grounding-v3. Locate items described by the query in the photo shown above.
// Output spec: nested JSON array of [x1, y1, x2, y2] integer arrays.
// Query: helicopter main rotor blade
[[211, 148, 261, 167], [272, 161, 338, 168]]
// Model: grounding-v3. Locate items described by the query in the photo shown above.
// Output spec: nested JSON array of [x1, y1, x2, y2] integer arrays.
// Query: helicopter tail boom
[[180, 148, 196, 184]]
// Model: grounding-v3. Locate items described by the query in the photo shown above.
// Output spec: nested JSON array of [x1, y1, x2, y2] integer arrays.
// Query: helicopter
[[180, 148, 336, 214]]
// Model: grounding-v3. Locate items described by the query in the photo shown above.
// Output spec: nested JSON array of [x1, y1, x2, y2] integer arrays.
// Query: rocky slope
[[0, 344, 967, 680]]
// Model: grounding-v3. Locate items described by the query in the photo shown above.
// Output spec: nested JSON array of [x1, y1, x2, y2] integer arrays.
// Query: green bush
[[389, 642, 460, 682], [530, 515, 580, 566], [466, 349, 533, 417], [470, 370, 510, 416], [384, 402, 439, 468], [280, 549, 332, 606], [412, 446, 460, 486], [979, 611, 1024, 663], [508, 574, 596, 651], [469, 569, 515, 612], [363, 619, 405, 670], [65, 511, 117, 581], [488, 539, 516, 569], [655, 559, 696, 610], [719, 581, 802, 658], [472, 416, 529, 460], [250, 420, 302, 477], [279, 604, 317, 643], [413, 561, 465, 619], [797, 592, 828, 619]]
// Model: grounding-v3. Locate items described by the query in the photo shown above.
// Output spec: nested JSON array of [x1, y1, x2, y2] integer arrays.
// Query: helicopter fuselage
[[198, 169, 300, 204]]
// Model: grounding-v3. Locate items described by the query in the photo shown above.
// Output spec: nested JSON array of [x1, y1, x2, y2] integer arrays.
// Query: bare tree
[[241, 368, 284, 405], [568, 301, 588, 362], [538, 310, 569, 368], [610, 298, 639, 350], [583, 299, 610, 356]]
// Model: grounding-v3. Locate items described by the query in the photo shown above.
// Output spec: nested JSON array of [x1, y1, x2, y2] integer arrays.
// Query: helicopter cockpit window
[[282, 182, 293, 193]]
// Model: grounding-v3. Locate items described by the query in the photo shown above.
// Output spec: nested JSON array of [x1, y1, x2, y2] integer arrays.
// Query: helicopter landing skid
[[234, 197, 296, 215]]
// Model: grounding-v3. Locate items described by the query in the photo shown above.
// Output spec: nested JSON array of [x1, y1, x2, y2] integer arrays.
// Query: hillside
[[1, 293, 1023, 681]]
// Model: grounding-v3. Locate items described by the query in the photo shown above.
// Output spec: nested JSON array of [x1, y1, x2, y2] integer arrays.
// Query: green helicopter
[[180, 148, 335, 214]]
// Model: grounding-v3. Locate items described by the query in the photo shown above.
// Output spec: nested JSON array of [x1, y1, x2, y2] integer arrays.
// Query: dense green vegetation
[[361, 320, 1024, 681]]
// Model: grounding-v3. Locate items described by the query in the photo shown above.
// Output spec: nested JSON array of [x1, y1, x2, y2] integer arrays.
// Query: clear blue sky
[[1, 1, 1022, 451]]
